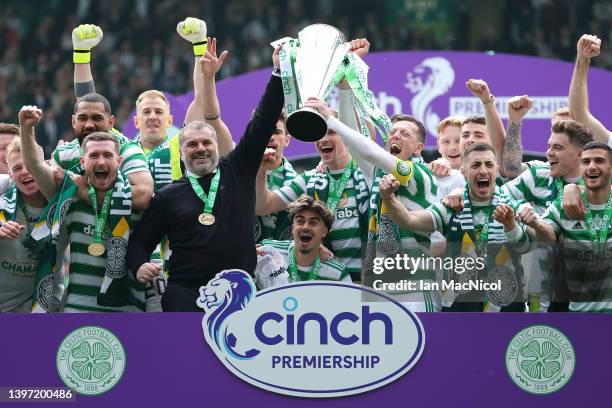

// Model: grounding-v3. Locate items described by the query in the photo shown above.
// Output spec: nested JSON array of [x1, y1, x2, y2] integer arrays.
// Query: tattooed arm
[[503, 96, 533, 179]]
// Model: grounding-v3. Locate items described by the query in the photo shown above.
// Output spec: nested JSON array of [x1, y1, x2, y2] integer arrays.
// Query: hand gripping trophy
[[276, 24, 350, 142]]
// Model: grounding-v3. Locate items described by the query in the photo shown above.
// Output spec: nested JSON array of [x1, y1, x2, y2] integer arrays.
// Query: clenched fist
[[379, 174, 400, 200], [577, 34, 601, 60], [466, 79, 493, 104], [72, 24, 103, 51], [507, 95, 533, 124], [19, 105, 42, 130]]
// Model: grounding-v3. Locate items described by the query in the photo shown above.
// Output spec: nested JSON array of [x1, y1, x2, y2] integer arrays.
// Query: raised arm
[[196, 38, 233, 155], [176, 18, 234, 156], [228, 46, 284, 176], [305, 98, 398, 177], [503, 95, 533, 178], [255, 164, 289, 216], [569, 34, 610, 144], [466, 79, 506, 173], [18, 106, 58, 199], [379, 174, 435, 233], [72, 24, 103, 97]]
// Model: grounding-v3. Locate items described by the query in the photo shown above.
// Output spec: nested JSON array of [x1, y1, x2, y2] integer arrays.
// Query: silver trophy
[[285, 24, 349, 142]]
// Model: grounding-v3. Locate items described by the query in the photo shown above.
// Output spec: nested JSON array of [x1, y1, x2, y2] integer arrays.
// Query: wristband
[[73, 50, 91, 64], [482, 94, 495, 106], [272, 65, 281, 77], [205, 113, 220, 121], [193, 40, 208, 57]]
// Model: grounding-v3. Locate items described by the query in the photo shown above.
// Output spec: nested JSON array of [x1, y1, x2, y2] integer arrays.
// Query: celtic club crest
[[506, 325, 575, 395], [57, 326, 126, 395], [36, 274, 56, 312], [105, 237, 128, 279], [487, 265, 519, 307]]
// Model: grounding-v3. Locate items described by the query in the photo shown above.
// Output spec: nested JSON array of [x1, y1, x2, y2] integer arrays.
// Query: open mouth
[[267, 141, 278, 149], [21, 177, 35, 187], [319, 145, 334, 155], [586, 173, 601, 180], [299, 233, 313, 244], [389, 143, 402, 155], [476, 178, 490, 189], [94, 169, 109, 181], [448, 154, 460, 160]]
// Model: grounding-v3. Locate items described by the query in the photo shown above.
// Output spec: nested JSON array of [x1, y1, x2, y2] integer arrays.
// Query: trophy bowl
[[285, 24, 349, 142], [286, 108, 328, 142]]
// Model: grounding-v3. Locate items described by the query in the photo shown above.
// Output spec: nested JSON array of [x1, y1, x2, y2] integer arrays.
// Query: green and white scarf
[[444, 187, 526, 310], [0, 182, 18, 224], [29, 168, 134, 311]]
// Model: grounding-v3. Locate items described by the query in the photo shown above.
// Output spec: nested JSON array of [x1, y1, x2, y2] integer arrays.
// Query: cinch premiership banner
[[121, 51, 611, 155], [0, 284, 610, 407]]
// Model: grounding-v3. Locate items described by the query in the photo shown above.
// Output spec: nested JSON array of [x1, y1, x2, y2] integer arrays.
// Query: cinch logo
[[197, 270, 425, 398]]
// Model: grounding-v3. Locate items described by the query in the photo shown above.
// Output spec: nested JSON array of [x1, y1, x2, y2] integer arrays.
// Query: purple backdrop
[[0, 313, 609, 407], [121, 51, 611, 158]]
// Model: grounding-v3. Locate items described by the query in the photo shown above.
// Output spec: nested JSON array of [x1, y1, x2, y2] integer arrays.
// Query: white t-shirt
[[0, 174, 11, 196], [0, 204, 44, 312]]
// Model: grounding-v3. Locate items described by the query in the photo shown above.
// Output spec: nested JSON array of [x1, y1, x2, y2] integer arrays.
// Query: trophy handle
[[286, 108, 328, 142]]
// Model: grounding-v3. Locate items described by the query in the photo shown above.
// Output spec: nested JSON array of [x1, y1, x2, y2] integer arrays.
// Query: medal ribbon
[[188, 170, 221, 216], [581, 190, 612, 257], [464, 188, 494, 254], [326, 161, 353, 214], [288, 243, 321, 281], [87, 186, 113, 246]]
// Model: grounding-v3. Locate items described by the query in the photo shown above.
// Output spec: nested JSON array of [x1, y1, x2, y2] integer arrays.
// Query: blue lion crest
[[197, 269, 260, 360]]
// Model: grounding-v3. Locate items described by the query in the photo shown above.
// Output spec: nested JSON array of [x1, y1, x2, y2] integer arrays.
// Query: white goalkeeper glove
[[176, 17, 208, 56], [72, 24, 103, 64]]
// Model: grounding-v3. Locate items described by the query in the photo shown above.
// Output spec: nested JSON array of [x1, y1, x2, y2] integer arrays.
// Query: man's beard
[[190, 151, 220, 176]]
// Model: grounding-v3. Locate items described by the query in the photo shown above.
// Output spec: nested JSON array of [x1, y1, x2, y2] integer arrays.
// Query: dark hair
[[288, 194, 334, 231], [0, 123, 19, 136], [390, 114, 427, 143], [82, 132, 119, 154], [462, 142, 496, 162], [462, 116, 486, 126], [551, 120, 593, 149], [581, 141, 612, 161], [74, 93, 112, 114]]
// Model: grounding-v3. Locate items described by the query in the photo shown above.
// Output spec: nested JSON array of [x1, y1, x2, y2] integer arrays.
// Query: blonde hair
[[6, 136, 43, 167], [136, 90, 170, 111], [436, 115, 465, 136], [6, 135, 21, 156]]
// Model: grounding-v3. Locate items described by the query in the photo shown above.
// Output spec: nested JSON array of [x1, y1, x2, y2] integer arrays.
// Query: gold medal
[[88, 242, 106, 256], [198, 213, 216, 225]]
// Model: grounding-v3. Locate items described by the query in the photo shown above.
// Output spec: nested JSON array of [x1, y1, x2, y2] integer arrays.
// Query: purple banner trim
[[0, 313, 608, 407], [121, 51, 611, 159]]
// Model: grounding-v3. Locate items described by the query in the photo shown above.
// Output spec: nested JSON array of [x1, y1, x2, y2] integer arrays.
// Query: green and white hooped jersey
[[273, 167, 369, 280], [51, 129, 148, 175], [58, 201, 145, 312], [369, 161, 439, 281], [428, 191, 530, 246], [542, 197, 612, 312], [260, 239, 351, 282], [502, 163, 580, 214]]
